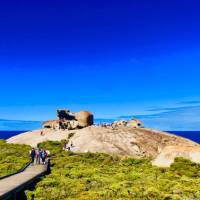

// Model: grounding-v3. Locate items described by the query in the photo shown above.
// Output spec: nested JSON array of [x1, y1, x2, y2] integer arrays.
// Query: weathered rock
[[127, 118, 143, 128], [111, 118, 143, 129], [43, 119, 80, 130], [75, 111, 94, 127], [43, 120, 60, 129], [43, 109, 93, 130], [66, 126, 200, 166], [69, 120, 80, 129], [61, 120, 79, 130], [59, 120, 70, 129], [57, 109, 75, 120], [152, 145, 200, 167], [7, 126, 200, 167], [112, 120, 128, 127]]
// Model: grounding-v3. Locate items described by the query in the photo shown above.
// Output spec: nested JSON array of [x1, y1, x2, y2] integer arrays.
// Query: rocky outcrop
[[152, 145, 200, 167], [43, 120, 60, 129], [7, 125, 200, 167], [43, 109, 93, 130], [67, 126, 200, 166], [112, 120, 127, 127], [57, 109, 75, 120], [7, 129, 71, 147], [111, 118, 143, 128], [127, 118, 143, 128], [8, 108, 200, 167], [75, 111, 93, 127]]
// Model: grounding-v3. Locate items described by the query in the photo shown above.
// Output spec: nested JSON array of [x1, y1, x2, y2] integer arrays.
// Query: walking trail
[[0, 163, 48, 199]]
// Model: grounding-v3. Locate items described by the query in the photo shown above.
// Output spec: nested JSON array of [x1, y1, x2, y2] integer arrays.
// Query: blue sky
[[0, 0, 200, 130]]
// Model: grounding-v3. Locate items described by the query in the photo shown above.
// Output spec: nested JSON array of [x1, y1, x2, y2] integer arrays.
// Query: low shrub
[[25, 141, 200, 200], [0, 140, 30, 176]]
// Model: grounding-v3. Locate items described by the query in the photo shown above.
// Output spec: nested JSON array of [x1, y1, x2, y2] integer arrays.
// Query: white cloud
[[137, 106, 200, 131]]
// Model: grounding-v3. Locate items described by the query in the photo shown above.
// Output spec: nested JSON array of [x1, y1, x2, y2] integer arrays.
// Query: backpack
[[41, 151, 46, 158]]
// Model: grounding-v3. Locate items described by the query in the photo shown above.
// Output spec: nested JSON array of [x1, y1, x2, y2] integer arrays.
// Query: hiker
[[40, 149, 47, 164], [35, 148, 41, 164], [63, 142, 67, 150], [66, 145, 70, 151], [70, 142, 74, 150], [44, 149, 48, 162], [64, 142, 74, 151], [30, 148, 36, 165], [40, 131, 44, 136]]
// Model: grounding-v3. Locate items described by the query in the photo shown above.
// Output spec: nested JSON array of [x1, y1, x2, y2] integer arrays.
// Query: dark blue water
[[167, 131, 200, 144], [0, 131, 27, 139], [0, 130, 199, 144]]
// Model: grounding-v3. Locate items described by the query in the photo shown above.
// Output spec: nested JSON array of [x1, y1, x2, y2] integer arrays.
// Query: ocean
[[0, 130, 199, 144], [167, 131, 200, 144], [0, 131, 28, 139]]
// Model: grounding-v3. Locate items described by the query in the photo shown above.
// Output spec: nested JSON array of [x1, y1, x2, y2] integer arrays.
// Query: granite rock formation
[[75, 111, 94, 127], [57, 109, 75, 120], [7, 108, 200, 167], [7, 126, 200, 167], [127, 118, 144, 128], [43, 109, 93, 130], [111, 118, 143, 128]]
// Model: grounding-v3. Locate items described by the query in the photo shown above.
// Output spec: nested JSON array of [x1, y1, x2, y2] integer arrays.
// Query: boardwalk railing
[[0, 159, 50, 200], [0, 160, 32, 181]]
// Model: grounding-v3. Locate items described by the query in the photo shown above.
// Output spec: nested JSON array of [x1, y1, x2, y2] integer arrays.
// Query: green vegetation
[[0, 140, 30, 176], [26, 141, 200, 200]]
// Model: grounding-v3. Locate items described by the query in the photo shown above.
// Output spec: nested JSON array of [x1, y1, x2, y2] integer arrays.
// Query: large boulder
[[75, 111, 94, 127], [152, 146, 200, 167], [43, 109, 93, 130], [112, 120, 128, 127], [127, 118, 143, 128], [61, 120, 79, 130], [43, 120, 60, 129], [57, 109, 75, 120], [111, 118, 143, 128]]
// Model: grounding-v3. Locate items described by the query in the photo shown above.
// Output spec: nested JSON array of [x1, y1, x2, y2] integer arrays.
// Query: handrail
[[0, 159, 50, 200], [0, 160, 32, 180]]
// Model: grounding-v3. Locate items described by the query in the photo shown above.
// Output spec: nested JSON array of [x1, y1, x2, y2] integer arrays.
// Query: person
[[68, 142, 74, 151], [70, 142, 73, 148], [67, 146, 70, 151], [63, 142, 67, 150], [40, 131, 44, 136], [44, 149, 48, 160], [35, 148, 41, 164], [64, 142, 74, 151], [30, 148, 36, 165], [40, 149, 47, 164]]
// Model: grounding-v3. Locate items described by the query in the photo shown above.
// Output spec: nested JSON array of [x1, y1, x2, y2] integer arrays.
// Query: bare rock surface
[[43, 109, 93, 130], [152, 145, 200, 167], [7, 129, 71, 147], [7, 126, 200, 167], [75, 111, 94, 127]]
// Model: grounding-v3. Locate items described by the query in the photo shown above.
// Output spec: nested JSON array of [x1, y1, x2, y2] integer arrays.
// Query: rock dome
[[75, 111, 94, 127], [127, 118, 143, 128]]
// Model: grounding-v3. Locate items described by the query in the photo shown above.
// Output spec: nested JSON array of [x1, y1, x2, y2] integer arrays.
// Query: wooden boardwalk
[[0, 162, 49, 200]]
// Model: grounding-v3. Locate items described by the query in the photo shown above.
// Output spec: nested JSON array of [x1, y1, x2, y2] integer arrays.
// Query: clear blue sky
[[0, 0, 200, 130]]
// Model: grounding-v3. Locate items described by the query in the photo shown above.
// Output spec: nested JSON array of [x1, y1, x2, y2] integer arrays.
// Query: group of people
[[30, 147, 48, 165], [63, 142, 74, 151]]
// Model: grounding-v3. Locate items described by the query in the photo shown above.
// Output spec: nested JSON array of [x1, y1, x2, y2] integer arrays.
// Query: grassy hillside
[[26, 141, 200, 200], [0, 140, 30, 177]]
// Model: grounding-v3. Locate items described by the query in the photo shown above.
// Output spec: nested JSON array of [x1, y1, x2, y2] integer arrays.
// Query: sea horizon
[[0, 130, 200, 144]]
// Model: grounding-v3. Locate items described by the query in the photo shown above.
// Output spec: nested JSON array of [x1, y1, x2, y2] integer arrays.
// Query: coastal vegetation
[[26, 141, 200, 200], [0, 140, 30, 177]]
